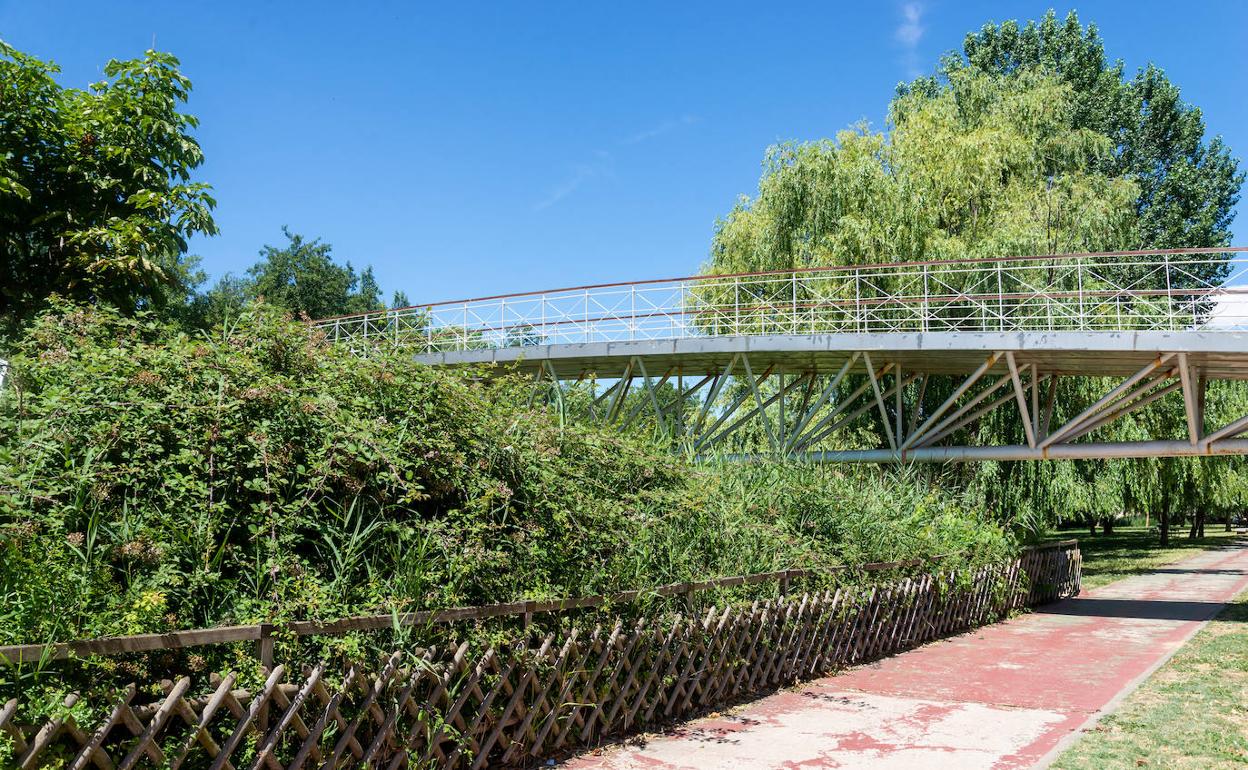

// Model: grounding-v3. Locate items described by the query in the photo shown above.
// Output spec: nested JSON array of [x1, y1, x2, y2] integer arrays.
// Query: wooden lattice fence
[[1, 542, 1080, 769]]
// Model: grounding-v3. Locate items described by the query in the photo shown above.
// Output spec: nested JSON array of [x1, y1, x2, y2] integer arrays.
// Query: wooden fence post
[[257, 623, 275, 734], [256, 623, 275, 671]]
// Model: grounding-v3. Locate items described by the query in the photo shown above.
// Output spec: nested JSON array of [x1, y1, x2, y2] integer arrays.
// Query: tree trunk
[[1088, 515, 1097, 536], [1102, 516, 1115, 535], [1188, 509, 1205, 539], [1144, 510, 1150, 529], [1227, 510, 1233, 532], [1159, 509, 1170, 547]]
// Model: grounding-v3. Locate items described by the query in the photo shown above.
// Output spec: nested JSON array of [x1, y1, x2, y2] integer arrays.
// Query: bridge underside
[[415, 332, 1248, 463]]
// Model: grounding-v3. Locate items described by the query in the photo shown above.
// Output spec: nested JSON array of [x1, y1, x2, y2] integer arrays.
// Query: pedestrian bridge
[[314, 248, 1248, 462]]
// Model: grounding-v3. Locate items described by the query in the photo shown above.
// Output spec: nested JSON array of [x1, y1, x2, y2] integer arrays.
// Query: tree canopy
[[708, 10, 1241, 278], [929, 10, 1244, 252], [0, 42, 217, 333], [187, 227, 394, 327], [708, 68, 1138, 276]]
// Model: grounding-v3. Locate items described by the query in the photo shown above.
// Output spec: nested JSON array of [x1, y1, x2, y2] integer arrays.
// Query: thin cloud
[[622, 115, 698, 145], [895, 2, 924, 78], [895, 2, 923, 46], [532, 115, 697, 211], [533, 151, 613, 211]]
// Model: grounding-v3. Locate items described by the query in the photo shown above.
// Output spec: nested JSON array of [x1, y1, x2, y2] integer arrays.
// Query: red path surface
[[564, 539, 1248, 770]]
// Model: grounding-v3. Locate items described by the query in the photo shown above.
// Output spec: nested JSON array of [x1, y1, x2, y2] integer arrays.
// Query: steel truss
[[527, 352, 1248, 463], [310, 247, 1248, 462]]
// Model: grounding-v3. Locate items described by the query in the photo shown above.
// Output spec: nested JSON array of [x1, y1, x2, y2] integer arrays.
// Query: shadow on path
[[1036, 597, 1243, 622], [1148, 567, 1247, 576]]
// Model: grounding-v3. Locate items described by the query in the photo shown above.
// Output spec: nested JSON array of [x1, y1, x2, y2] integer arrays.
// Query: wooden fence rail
[[0, 542, 1080, 769], [0, 542, 1078, 668]]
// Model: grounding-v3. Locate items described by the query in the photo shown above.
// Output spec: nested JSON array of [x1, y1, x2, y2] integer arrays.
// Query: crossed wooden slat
[[6, 547, 1073, 769]]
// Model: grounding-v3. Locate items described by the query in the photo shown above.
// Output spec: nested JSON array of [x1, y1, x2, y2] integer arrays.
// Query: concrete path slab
[[563, 539, 1248, 770]]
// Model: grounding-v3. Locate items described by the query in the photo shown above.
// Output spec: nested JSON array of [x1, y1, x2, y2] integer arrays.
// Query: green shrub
[[0, 302, 1014, 697], [1, 303, 695, 641]]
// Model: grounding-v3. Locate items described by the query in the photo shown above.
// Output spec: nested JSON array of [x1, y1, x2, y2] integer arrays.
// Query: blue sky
[[2, 1, 1246, 304]]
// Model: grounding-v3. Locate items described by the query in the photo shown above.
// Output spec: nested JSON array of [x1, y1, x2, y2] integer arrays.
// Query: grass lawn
[[1066, 525, 1244, 590], [1051, 587, 1248, 769]]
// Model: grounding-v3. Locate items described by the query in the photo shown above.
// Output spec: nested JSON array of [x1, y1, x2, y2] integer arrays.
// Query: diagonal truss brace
[[523, 346, 1248, 463], [915, 378, 1020, 449], [903, 352, 1003, 450], [1006, 352, 1035, 448], [784, 354, 859, 451], [792, 368, 920, 453], [1040, 354, 1176, 449]]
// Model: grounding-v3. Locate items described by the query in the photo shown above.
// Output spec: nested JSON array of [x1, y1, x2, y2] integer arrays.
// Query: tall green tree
[[0, 41, 217, 332], [248, 228, 369, 318], [189, 228, 388, 327], [925, 12, 1248, 538], [908, 10, 1243, 258]]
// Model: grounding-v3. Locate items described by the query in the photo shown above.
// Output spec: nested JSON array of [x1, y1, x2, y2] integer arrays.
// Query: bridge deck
[[414, 331, 1248, 380]]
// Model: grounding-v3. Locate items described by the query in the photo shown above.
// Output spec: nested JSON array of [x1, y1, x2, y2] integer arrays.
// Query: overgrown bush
[[0, 303, 1015, 685], [1, 303, 674, 641]]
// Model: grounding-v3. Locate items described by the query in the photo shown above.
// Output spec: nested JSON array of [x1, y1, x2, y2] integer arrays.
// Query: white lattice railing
[[312, 248, 1248, 353]]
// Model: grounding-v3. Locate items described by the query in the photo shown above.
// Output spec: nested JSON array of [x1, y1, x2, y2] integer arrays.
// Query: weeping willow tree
[[969, 379, 1248, 543], [698, 11, 1247, 539], [705, 68, 1137, 276], [692, 68, 1140, 340]]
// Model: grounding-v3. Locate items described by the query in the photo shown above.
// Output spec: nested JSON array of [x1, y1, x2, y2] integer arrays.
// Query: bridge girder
[[439, 334, 1248, 463]]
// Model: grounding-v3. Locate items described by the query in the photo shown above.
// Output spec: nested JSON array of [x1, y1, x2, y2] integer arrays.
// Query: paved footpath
[[565, 539, 1248, 770]]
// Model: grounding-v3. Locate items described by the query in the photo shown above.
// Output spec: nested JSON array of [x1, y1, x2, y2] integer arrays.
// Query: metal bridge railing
[[311, 248, 1248, 353]]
